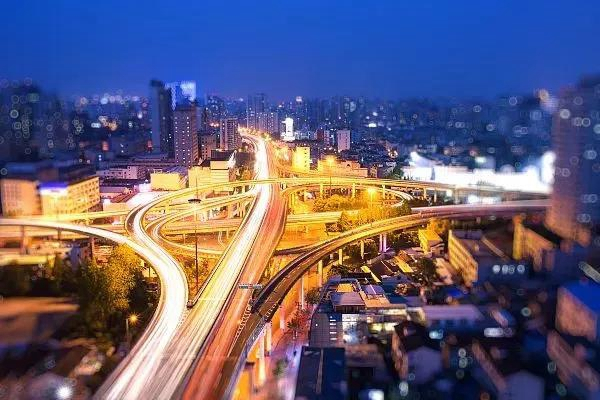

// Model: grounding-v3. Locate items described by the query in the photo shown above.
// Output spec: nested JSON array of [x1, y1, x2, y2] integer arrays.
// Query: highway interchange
[[0, 134, 548, 399]]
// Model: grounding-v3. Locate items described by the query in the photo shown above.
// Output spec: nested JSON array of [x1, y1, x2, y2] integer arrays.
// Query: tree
[[78, 259, 112, 332], [0, 264, 31, 296], [273, 359, 288, 378], [77, 245, 142, 334], [287, 316, 301, 338], [306, 287, 322, 305], [427, 218, 451, 238], [337, 211, 354, 232], [414, 258, 438, 282], [387, 163, 404, 180]]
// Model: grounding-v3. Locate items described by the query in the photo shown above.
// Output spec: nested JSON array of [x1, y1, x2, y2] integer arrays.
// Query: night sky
[[2, 0, 599, 100]]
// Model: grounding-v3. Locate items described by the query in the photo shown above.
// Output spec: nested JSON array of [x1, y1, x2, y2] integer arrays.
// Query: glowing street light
[[326, 156, 335, 197], [56, 385, 73, 400], [367, 187, 376, 225], [126, 314, 138, 347], [188, 195, 202, 293]]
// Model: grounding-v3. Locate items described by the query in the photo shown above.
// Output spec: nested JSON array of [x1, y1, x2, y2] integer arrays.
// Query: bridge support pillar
[[319, 183, 324, 197], [338, 248, 343, 265], [433, 190, 438, 204], [381, 184, 386, 199], [90, 237, 96, 259], [317, 260, 323, 287], [352, 183, 356, 198], [279, 305, 285, 331], [20, 226, 26, 255], [360, 240, 365, 259], [256, 332, 266, 388], [264, 322, 272, 356], [299, 275, 305, 309], [379, 233, 388, 253]]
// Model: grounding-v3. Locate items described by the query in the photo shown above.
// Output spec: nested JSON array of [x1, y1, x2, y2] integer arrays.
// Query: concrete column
[[433, 190, 438, 204], [381, 184, 386, 199], [378, 234, 383, 253], [319, 183, 324, 197], [20, 226, 26, 255], [256, 333, 266, 387], [360, 240, 365, 259], [382, 233, 387, 252], [264, 322, 272, 356], [351, 183, 356, 198], [279, 305, 285, 330], [338, 248, 343, 265], [317, 260, 323, 287], [90, 237, 96, 259], [299, 275, 305, 309]]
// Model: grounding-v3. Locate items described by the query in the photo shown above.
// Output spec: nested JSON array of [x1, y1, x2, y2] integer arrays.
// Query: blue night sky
[[1, 0, 599, 100]]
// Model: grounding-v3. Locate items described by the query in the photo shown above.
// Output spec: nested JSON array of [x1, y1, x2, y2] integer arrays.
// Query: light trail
[[0, 219, 189, 400]]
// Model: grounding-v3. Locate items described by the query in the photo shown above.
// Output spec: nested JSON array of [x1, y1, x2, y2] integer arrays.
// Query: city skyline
[[2, 1, 600, 99]]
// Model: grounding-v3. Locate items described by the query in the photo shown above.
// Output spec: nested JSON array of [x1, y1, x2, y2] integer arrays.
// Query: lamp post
[[326, 156, 335, 197], [126, 314, 138, 347], [188, 196, 202, 293], [367, 187, 376, 226]]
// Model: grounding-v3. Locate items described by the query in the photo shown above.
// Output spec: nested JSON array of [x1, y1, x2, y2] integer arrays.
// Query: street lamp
[[367, 187, 376, 225], [326, 156, 335, 197], [188, 196, 202, 293], [126, 313, 138, 347]]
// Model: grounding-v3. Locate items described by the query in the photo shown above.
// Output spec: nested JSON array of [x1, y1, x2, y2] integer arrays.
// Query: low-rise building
[[292, 146, 311, 172], [555, 281, 600, 343], [1, 161, 99, 216], [418, 229, 444, 256], [39, 176, 100, 216], [513, 217, 586, 279], [547, 331, 600, 400], [294, 347, 346, 400], [188, 150, 236, 190], [97, 166, 144, 180], [471, 340, 544, 400], [448, 230, 526, 286], [317, 157, 368, 178], [150, 166, 187, 191], [0, 178, 41, 216]]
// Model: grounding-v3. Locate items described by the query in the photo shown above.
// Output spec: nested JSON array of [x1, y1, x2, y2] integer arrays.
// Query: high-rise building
[[247, 93, 267, 129], [546, 76, 600, 245], [149, 80, 174, 156], [200, 132, 218, 160], [292, 146, 311, 172], [257, 111, 279, 135], [173, 104, 199, 167], [220, 117, 241, 151], [166, 80, 197, 110], [206, 95, 225, 127], [281, 117, 294, 141], [336, 129, 351, 152]]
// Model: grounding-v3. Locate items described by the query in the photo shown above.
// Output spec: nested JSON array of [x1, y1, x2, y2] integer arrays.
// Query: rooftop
[[561, 281, 600, 312]]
